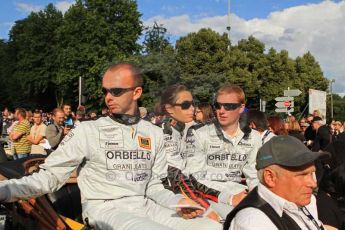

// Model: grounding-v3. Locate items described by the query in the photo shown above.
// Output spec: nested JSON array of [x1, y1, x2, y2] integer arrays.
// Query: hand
[[63, 127, 70, 135], [206, 210, 221, 222], [176, 198, 204, 219], [231, 190, 248, 206]]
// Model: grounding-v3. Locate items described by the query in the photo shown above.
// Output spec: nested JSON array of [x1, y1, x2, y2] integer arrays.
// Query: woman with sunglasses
[[159, 84, 220, 222]]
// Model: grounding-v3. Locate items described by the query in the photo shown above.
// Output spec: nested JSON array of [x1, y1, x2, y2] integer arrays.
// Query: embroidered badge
[[138, 136, 151, 150]]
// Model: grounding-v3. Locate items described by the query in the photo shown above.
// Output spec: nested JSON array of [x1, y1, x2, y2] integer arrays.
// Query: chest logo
[[138, 136, 151, 150]]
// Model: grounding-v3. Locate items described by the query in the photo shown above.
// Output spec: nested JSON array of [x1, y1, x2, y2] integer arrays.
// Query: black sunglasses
[[173, 101, 195, 110], [214, 102, 242, 111], [102, 87, 137, 97]]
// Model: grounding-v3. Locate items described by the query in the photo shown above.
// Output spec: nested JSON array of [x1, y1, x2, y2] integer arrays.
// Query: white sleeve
[[242, 134, 261, 190], [229, 208, 278, 230], [0, 124, 88, 202], [146, 130, 184, 208]]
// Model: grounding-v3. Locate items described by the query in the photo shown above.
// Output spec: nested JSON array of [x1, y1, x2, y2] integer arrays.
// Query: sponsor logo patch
[[138, 136, 151, 150]]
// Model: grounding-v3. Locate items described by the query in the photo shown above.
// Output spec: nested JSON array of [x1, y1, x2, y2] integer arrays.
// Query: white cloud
[[16, 1, 73, 14], [55, 1, 74, 14], [16, 3, 43, 13], [144, 0, 345, 93]]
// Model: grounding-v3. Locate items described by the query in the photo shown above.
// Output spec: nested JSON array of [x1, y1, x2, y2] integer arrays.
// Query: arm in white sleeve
[[242, 133, 261, 190], [146, 130, 184, 208], [0, 124, 88, 202]]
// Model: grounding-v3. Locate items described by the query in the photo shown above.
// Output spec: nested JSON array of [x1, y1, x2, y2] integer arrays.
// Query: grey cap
[[256, 135, 328, 170]]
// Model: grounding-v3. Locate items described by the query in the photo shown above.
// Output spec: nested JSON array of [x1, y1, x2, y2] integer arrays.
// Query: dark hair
[[247, 110, 268, 132], [106, 63, 142, 87], [33, 109, 42, 116], [160, 84, 189, 115], [196, 102, 214, 123]]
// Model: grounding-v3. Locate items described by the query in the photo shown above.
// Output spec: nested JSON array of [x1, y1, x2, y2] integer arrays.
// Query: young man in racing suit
[[0, 63, 221, 230], [183, 85, 262, 219]]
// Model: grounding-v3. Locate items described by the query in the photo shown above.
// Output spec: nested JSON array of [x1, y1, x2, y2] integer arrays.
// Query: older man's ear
[[263, 167, 278, 188]]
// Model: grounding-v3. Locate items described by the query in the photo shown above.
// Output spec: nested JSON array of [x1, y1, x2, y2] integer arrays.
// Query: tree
[[6, 4, 63, 109], [143, 22, 171, 54], [55, 0, 143, 109]]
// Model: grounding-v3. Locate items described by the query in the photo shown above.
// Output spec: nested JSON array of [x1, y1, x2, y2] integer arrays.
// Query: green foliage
[[0, 4, 330, 115]]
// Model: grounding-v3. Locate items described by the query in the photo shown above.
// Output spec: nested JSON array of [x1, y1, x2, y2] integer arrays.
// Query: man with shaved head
[[0, 63, 221, 230]]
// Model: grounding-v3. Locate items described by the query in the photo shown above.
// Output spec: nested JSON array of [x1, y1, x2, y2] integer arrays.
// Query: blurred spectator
[[62, 103, 74, 127], [304, 114, 316, 148], [288, 120, 305, 142], [138, 107, 149, 121], [46, 108, 69, 151], [88, 110, 98, 120], [9, 108, 31, 159], [194, 102, 214, 124], [267, 116, 288, 135], [27, 110, 47, 155], [333, 121, 344, 141], [247, 110, 275, 144], [317, 141, 345, 229], [101, 107, 109, 117], [26, 110, 34, 126], [311, 116, 331, 152], [299, 118, 310, 135]]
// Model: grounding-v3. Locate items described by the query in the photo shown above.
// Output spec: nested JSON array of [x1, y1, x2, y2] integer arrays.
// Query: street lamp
[[226, 0, 231, 51], [330, 79, 335, 119]]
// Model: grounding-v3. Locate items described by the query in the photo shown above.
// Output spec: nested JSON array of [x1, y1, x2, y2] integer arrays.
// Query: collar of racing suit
[[162, 117, 185, 136], [109, 111, 141, 125], [213, 118, 252, 143]]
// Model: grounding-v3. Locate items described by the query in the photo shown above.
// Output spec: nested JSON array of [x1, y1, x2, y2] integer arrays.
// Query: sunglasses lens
[[181, 101, 193, 110], [215, 102, 241, 111], [110, 88, 124, 96]]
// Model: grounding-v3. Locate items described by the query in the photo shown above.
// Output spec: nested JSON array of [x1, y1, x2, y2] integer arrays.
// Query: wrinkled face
[[53, 111, 65, 126], [33, 113, 42, 125], [166, 91, 194, 123], [102, 68, 142, 115], [215, 93, 244, 128], [63, 105, 71, 116], [273, 164, 317, 207]]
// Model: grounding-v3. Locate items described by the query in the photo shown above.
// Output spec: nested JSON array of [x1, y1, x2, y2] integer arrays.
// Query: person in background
[[288, 120, 305, 142], [311, 116, 331, 152], [194, 102, 214, 124], [45, 108, 69, 151], [247, 110, 275, 144], [267, 116, 288, 135], [27, 110, 47, 155], [139, 106, 150, 121], [9, 108, 31, 160], [62, 103, 74, 127], [88, 110, 98, 120]]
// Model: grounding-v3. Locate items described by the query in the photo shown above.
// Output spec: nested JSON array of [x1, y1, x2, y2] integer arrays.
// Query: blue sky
[[0, 0, 344, 94]]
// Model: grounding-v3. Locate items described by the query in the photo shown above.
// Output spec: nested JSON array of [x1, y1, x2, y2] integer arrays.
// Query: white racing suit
[[184, 120, 262, 219], [161, 119, 211, 209], [0, 116, 221, 230]]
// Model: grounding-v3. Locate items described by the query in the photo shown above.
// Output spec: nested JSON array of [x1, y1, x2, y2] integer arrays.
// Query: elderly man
[[224, 135, 326, 230], [0, 63, 221, 230]]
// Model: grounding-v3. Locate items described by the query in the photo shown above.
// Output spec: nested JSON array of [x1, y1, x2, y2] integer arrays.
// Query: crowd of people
[[0, 63, 344, 229]]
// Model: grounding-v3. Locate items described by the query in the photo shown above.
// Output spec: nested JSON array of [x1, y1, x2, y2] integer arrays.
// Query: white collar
[[257, 183, 300, 217]]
